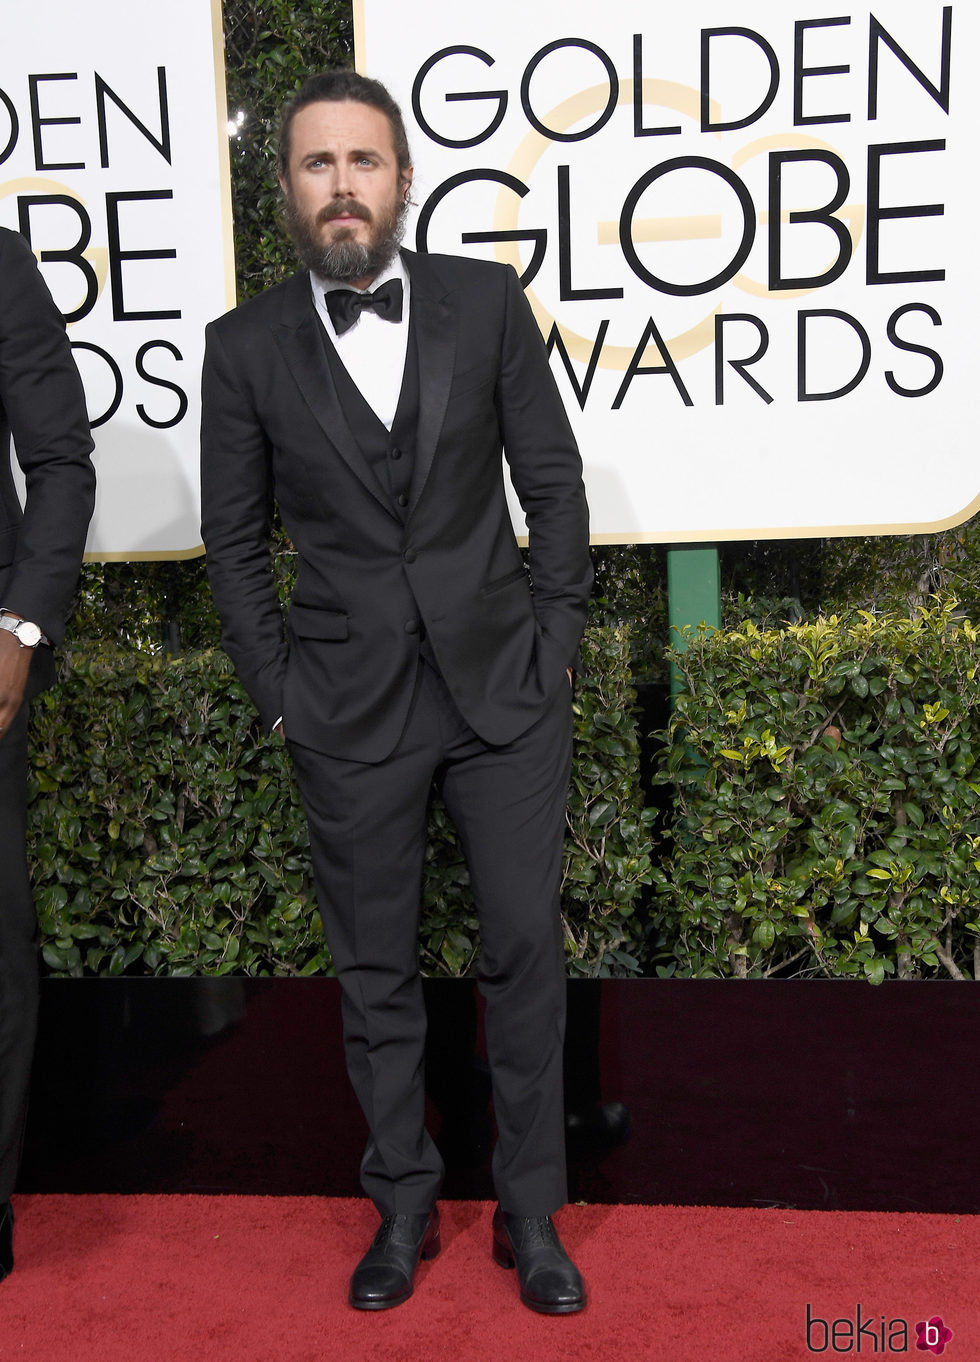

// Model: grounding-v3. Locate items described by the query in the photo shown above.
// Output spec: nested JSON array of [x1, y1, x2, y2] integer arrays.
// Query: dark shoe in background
[[492, 1205, 586, 1314], [565, 1099, 632, 1153], [348, 1208, 441, 1310]]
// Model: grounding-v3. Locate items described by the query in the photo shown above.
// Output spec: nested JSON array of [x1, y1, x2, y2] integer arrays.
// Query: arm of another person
[[0, 230, 95, 736]]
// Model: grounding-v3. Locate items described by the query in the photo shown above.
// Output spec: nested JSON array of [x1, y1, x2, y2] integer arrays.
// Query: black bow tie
[[325, 279, 403, 336]]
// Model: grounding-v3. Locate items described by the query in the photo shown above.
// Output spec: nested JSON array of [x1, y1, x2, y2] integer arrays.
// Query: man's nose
[[333, 163, 353, 198]]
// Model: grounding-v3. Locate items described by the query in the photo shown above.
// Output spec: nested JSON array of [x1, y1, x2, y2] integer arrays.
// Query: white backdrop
[[1, 0, 234, 559], [357, 0, 978, 542]]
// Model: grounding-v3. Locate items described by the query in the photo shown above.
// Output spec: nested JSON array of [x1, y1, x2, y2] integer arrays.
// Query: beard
[[283, 189, 408, 282]]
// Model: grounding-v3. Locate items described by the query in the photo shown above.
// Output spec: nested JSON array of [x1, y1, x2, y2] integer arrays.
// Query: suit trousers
[[288, 658, 572, 1218], [0, 700, 37, 1202]]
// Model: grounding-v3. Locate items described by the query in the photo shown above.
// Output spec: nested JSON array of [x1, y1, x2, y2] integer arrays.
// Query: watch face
[[14, 621, 42, 648]]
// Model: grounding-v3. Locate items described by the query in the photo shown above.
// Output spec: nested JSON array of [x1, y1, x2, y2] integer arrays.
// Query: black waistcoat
[[316, 316, 420, 522], [317, 314, 439, 665]]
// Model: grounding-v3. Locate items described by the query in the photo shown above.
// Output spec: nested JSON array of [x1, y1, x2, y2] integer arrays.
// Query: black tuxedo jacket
[[0, 228, 95, 697], [201, 249, 592, 762]]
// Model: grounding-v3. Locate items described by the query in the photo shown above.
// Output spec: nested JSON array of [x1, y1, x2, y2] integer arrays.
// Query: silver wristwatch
[[0, 614, 46, 648]]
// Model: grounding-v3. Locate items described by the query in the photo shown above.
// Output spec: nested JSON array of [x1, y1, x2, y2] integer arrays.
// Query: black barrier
[[20, 977, 980, 1213]]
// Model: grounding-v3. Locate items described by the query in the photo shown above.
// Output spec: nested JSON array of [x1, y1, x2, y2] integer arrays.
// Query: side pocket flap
[[481, 565, 527, 596], [288, 604, 349, 641]]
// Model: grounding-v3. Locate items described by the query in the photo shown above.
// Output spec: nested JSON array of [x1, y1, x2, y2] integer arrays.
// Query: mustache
[[317, 198, 372, 226]]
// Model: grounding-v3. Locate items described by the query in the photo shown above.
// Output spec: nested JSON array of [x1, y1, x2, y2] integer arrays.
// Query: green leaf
[[752, 921, 776, 948], [864, 958, 886, 986], [587, 801, 616, 827]]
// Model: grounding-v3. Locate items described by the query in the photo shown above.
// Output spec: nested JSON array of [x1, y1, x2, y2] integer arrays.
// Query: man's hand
[[0, 627, 32, 741]]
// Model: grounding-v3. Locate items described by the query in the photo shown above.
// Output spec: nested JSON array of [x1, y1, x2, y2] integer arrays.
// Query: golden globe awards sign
[[1, 0, 233, 559], [357, 1, 978, 542]]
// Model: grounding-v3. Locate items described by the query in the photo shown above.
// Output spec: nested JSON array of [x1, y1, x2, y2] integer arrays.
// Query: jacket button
[[403, 548, 417, 563], [390, 446, 403, 460], [396, 493, 408, 508], [404, 620, 419, 634]]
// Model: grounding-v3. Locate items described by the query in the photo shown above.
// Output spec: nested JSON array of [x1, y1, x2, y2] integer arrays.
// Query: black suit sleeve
[[494, 265, 593, 670], [0, 229, 95, 644], [200, 319, 287, 731]]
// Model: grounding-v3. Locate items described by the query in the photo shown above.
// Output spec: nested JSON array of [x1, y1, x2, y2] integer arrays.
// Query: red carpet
[[0, 1196, 977, 1360]]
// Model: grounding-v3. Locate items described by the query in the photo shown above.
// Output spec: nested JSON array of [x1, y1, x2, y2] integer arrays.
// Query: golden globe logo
[[409, 22, 949, 410]]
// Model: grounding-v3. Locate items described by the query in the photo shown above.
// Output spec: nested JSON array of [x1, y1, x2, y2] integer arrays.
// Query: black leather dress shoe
[[348, 1209, 440, 1310], [0, 1201, 13, 1282], [492, 1206, 586, 1314]]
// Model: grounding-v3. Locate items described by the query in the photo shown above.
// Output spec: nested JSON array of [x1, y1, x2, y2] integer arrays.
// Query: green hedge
[[651, 600, 980, 982], [28, 626, 651, 979]]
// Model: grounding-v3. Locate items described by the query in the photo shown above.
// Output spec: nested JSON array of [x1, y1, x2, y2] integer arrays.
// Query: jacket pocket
[[288, 603, 349, 641], [480, 565, 527, 596]]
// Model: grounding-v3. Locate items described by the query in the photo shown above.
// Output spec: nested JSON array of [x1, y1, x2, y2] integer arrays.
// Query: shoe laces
[[514, 1216, 559, 1252], [375, 1213, 427, 1247], [374, 1215, 399, 1245]]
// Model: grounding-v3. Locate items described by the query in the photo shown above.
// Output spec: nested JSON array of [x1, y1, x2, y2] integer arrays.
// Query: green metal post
[[667, 545, 721, 703]]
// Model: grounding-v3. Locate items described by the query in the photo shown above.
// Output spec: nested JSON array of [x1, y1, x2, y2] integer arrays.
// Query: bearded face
[[278, 100, 413, 287], [283, 187, 409, 283]]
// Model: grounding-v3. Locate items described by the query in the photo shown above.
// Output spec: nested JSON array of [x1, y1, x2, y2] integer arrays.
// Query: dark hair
[[277, 70, 412, 182]]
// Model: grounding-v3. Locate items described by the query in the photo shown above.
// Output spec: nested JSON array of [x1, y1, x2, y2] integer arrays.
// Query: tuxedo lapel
[[271, 273, 393, 512], [402, 251, 457, 508]]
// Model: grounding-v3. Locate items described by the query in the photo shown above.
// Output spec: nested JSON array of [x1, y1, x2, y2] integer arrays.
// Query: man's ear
[[402, 166, 414, 201]]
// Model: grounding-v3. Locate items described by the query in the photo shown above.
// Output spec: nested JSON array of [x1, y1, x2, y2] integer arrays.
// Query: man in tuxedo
[[201, 70, 592, 1313], [0, 226, 95, 1281]]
